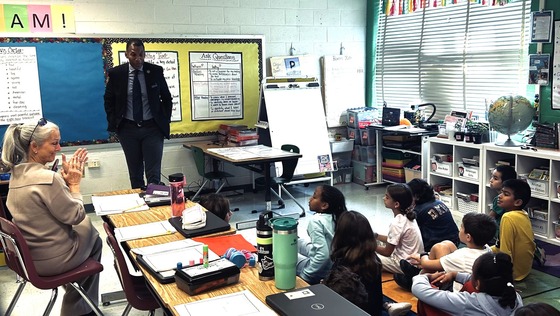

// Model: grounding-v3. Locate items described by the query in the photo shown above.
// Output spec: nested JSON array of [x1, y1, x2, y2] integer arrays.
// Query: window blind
[[375, 0, 530, 121]]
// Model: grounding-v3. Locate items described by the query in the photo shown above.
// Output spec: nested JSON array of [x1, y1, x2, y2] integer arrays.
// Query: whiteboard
[[322, 55, 365, 127], [261, 83, 332, 176]]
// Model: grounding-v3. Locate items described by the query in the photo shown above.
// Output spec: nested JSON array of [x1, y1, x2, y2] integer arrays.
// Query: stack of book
[[533, 123, 557, 149], [227, 129, 259, 146], [217, 124, 248, 143]]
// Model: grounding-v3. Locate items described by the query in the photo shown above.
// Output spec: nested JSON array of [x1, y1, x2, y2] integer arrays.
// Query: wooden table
[[183, 141, 302, 212], [100, 190, 308, 315]]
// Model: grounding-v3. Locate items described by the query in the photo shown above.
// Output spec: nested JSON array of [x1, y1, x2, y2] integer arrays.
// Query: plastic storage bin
[[347, 107, 379, 129], [333, 167, 353, 185], [360, 128, 376, 146], [359, 146, 376, 164], [352, 160, 376, 185]]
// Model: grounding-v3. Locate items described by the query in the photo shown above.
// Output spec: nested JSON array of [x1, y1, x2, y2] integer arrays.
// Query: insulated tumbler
[[169, 173, 185, 217], [270, 217, 298, 290], [256, 212, 274, 280]]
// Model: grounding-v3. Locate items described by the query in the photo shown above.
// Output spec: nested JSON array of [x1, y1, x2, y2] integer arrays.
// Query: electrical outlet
[[88, 159, 101, 168]]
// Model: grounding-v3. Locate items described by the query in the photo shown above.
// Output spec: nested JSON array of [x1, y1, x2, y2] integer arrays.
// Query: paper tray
[[175, 258, 240, 295]]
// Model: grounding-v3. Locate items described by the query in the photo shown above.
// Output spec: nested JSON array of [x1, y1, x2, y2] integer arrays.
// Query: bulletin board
[[0, 35, 264, 145]]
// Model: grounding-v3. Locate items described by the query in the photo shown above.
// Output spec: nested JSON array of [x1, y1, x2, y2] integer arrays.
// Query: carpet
[[532, 239, 560, 278]]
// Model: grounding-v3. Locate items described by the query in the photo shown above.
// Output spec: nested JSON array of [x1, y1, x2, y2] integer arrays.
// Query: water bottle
[[270, 217, 298, 290], [256, 212, 274, 280], [169, 173, 185, 217]]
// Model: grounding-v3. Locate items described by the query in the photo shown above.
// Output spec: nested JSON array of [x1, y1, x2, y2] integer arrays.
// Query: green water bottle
[[270, 217, 298, 290]]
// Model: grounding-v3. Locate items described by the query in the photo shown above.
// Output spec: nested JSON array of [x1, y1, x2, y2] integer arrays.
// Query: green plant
[[465, 120, 489, 135]]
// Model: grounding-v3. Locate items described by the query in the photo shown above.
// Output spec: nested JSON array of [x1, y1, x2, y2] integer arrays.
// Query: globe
[[488, 95, 535, 146]]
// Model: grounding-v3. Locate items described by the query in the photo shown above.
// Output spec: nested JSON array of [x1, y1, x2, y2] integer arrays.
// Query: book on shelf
[[528, 168, 549, 181]]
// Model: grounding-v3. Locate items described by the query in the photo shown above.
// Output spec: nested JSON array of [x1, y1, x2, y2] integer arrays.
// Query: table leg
[[264, 162, 272, 211]]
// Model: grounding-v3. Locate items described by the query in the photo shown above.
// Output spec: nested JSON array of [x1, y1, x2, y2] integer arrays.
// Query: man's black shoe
[[400, 259, 421, 279], [394, 273, 412, 291]]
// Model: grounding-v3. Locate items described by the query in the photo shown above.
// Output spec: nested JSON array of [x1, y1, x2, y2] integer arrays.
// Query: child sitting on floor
[[491, 179, 536, 281], [399, 212, 496, 291], [297, 185, 347, 284], [407, 178, 459, 252], [327, 210, 412, 316], [412, 252, 523, 315], [376, 184, 424, 277], [488, 165, 517, 242]]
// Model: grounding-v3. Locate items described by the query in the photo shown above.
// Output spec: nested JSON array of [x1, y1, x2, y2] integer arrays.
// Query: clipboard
[[136, 254, 177, 284]]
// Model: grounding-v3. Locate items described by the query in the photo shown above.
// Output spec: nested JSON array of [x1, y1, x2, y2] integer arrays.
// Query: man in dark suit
[[104, 39, 173, 189]]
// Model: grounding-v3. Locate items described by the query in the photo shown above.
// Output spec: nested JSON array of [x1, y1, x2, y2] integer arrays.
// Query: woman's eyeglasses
[[27, 118, 48, 147]]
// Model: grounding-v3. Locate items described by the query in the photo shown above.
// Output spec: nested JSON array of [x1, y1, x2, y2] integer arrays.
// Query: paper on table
[[132, 239, 202, 256], [141, 245, 220, 272], [92, 193, 149, 215], [174, 290, 276, 316], [114, 221, 177, 242]]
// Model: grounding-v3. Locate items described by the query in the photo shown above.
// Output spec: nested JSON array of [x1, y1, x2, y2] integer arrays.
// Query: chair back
[[103, 222, 158, 310], [0, 196, 12, 220], [0, 217, 41, 287], [192, 146, 206, 177], [279, 144, 300, 181]]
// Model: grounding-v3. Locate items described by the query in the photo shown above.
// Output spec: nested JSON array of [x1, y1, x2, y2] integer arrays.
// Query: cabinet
[[425, 137, 560, 246], [427, 138, 484, 227], [484, 144, 560, 245], [362, 127, 435, 188]]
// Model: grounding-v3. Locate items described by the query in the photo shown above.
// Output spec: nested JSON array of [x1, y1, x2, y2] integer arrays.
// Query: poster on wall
[[552, 21, 560, 109], [189, 52, 243, 121], [118, 51, 182, 122], [269, 55, 319, 78], [528, 54, 550, 86], [0, 46, 43, 124], [530, 10, 553, 43]]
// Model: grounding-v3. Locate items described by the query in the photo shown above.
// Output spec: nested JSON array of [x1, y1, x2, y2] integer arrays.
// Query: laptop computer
[[265, 284, 369, 316], [168, 210, 230, 239]]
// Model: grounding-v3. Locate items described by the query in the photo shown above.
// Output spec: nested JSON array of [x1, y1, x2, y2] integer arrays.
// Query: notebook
[[168, 210, 231, 239], [265, 284, 369, 316]]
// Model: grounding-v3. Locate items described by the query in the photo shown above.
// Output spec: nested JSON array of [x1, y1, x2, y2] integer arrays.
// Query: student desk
[[183, 141, 302, 213], [101, 191, 308, 315]]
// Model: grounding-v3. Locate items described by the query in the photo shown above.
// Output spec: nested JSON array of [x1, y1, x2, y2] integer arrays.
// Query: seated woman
[[407, 179, 459, 252], [1, 119, 102, 316]]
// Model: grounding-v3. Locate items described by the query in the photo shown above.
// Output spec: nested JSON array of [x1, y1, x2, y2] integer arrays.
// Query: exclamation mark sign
[[62, 13, 66, 28]]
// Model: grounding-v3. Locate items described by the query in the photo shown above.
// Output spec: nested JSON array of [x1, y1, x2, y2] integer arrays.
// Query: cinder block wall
[[2, 0, 367, 201]]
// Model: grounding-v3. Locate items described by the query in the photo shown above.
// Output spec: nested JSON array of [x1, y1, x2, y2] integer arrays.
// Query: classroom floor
[[1, 181, 558, 315]]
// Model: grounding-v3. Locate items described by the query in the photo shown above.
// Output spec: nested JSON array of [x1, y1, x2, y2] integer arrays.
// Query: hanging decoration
[[384, 0, 519, 16]]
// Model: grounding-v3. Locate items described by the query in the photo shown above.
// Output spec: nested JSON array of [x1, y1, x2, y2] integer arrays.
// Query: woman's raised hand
[[61, 148, 87, 192]]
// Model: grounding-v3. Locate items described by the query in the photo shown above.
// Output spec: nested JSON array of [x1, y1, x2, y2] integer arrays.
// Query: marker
[[203, 244, 209, 268], [189, 259, 195, 266]]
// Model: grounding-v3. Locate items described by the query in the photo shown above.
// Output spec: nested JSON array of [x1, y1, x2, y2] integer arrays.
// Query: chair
[[0, 195, 11, 220], [271, 144, 306, 217], [102, 222, 158, 316], [0, 217, 104, 316], [191, 146, 234, 201]]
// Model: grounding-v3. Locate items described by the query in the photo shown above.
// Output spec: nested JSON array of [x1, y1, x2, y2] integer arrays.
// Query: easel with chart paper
[[257, 77, 333, 184]]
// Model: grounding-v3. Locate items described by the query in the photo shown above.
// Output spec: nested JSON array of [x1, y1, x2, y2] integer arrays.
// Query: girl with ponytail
[[376, 184, 425, 275], [412, 252, 523, 315]]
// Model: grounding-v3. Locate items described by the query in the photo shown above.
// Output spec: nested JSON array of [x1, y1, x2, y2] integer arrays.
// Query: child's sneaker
[[534, 246, 546, 266], [385, 302, 412, 316]]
